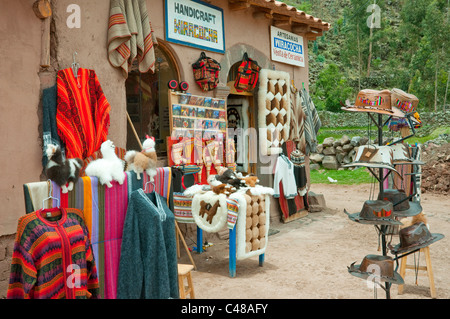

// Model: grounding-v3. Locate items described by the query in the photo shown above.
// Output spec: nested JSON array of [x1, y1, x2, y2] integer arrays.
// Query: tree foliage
[[284, 0, 450, 112]]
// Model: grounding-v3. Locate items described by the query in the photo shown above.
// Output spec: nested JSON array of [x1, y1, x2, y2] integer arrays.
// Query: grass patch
[[309, 167, 375, 185], [407, 126, 450, 145]]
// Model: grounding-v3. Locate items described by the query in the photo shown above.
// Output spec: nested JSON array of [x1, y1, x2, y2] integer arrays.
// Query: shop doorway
[[227, 62, 257, 175], [125, 41, 180, 155]]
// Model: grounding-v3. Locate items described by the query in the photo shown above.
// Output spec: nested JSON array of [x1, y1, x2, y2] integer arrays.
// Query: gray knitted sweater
[[117, 189, 179, 299]]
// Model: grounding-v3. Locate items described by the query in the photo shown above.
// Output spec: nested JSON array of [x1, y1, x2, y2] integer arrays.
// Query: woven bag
[[192, 52, 221, 91], [234, 53, 261, 92]]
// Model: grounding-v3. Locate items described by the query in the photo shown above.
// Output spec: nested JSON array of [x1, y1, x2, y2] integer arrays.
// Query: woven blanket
[[300, 87, 321, 155], [288, 85, 307, 154], [56, 68, 111, 160], [258, 69, 291, 155], [107, 0, 157, 78]]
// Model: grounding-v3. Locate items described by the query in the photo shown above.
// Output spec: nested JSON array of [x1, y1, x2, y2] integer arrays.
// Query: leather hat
[[390, 88, 419, 114], [342, 89, 405, 117], [389, 222, 444, 255], [345, 200, 403, 226], [378, 189, 422, 217], [390, 143, 424, 166], [342, 145, 402, 177], [348, 254, 404, 285]]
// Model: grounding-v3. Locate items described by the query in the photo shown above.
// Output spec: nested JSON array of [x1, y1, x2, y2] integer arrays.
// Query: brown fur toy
[[124, 135, 158, 181], [240, 174, 259, 187], [400, 212, 428, 229]]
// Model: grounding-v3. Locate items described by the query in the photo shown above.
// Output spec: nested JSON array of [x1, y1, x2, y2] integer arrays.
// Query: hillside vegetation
[[283, 0, 449, 113]]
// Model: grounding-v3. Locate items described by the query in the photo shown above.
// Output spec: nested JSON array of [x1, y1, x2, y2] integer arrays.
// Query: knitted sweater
[[273, 155, 298, 199], [117, 189, 178, 299], [8, 208, 99, 299]]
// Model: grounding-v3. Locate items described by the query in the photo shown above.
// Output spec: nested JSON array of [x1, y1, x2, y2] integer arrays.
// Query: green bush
[[312, 63, 353, 112]]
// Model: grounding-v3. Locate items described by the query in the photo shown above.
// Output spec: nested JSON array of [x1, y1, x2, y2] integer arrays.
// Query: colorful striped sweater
[[7, 208, 100, 299]]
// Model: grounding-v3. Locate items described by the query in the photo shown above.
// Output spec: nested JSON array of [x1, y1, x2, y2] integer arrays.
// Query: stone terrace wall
[[318, 110, 450, 135]]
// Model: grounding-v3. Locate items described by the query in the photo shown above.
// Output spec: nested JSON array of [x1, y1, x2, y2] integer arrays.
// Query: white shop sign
[[165, 0, 225, 53], [270, 26, 305, 67]]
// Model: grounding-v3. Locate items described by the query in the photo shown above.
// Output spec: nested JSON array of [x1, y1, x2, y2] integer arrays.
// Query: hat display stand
[[343, 92, 424, 299]]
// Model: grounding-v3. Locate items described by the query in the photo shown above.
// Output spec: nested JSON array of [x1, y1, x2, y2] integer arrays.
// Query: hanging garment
[[107, 0, 157, 77], [300, 87, 321, 155], [289, 85, 307, 155], [56, 68, 111, 160], [117, 190, 178, 299], [273, 155, 298, 199], [7, 208, 99, 299], [42, 85, 64, 167]]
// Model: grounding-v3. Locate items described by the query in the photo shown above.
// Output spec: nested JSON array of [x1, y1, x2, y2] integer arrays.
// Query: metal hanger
[[72, 51, 80, 78], [42, 180, 60, 209], [143, 180, 155, 193]]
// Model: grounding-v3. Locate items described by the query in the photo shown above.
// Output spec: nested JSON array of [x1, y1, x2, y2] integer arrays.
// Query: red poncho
[[56, 68, 111, 159]]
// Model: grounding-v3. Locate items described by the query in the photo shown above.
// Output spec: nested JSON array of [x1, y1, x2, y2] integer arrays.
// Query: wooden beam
[[229, 1, 250, 11], [273, 15, 292, 27], [252, 8, 273, 20], [291, 23, 310, 34]]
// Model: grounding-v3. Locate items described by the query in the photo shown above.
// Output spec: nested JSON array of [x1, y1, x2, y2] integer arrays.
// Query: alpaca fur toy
[[85, 140, 125, 188], [215, 167, 245, 190], [124, 135, 157, 181], [240, 174, 259, 187], [45, 144, 83, 193]]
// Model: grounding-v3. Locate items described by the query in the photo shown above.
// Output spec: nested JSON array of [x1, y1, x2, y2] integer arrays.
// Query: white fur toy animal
[[85, 140, 125, 188], [45, 144, 83, 193], [124, 135, 158, 181]]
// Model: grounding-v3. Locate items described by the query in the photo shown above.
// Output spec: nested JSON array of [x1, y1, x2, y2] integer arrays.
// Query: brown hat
[[344, 200, 403, 226], [389, 222, 444, 255], [391, 88, 419, 114], [348, 254, 404, 285], [342, 89, 405, 117], [377, 189, 422, 217]]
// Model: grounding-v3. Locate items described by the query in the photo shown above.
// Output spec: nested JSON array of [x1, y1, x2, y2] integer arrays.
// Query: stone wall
[[309, 135, 369, 170], [318, 110, 450, 136]]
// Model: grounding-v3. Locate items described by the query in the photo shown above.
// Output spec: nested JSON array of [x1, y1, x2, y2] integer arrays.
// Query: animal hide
[[191, 191, 228, 232], [231, 192, 271, 260], [258, 69, 291, 155]]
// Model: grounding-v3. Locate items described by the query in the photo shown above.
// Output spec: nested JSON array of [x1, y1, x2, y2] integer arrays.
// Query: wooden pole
[[39, 0, 52, 68], [126, 111, 143, 149]]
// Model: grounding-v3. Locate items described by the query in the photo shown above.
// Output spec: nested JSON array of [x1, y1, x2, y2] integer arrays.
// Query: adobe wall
[[0, 0, 312, 297]]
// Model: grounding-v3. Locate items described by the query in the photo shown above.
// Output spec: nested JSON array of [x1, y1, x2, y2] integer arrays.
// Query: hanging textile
[[22, 168, 173, 299], [42, 85, 64, 167], [107, 0, 158, 77], [289, 85, 307, 155], [117, 190, 179, 299], [7, 208, 99, 299], [300, 87, 321, 155], [56, 68, 111, 160]]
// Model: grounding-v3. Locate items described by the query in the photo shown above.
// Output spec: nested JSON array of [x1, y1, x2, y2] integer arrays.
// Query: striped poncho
[[7, 208, 99, 299], [56, 68, 111, 160]]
